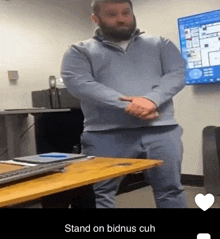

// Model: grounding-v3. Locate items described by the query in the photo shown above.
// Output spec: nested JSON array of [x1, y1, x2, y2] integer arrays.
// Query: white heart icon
[[195, 193, 215, 211]]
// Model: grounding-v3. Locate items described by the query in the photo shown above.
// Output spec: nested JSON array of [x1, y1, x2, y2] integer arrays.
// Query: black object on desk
[[32, 88, 81, 109]]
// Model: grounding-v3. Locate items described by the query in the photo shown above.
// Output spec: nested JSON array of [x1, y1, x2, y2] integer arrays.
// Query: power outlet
[[8, 71, 19, 84]]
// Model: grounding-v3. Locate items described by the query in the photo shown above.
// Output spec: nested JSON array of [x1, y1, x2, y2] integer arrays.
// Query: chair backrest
[[215, 127, 220, 164], [203, 126, 220, 195]]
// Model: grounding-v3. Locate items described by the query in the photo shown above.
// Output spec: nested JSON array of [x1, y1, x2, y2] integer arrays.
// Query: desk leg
[[4, 114, 36, 160], [0, 116, 8, 160]]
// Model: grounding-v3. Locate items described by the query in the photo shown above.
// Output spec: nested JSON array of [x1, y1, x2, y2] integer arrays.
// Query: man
[[61, 0, 188, 208]]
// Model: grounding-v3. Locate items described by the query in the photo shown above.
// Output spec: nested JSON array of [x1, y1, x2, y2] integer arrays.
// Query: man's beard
[[98, 16, 137, 42]]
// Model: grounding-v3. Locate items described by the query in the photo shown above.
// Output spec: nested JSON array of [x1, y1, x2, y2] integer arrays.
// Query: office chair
[[203, 126, 220, 195]]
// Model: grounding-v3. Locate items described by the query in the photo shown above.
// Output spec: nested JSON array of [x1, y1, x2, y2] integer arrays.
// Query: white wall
[[133, 0, 220, 175], [0, 0, 93, 110]]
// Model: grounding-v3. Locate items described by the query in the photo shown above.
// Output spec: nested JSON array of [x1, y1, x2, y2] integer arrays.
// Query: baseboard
[[117, 173, 204, 195], [181, 174, 204, 187]]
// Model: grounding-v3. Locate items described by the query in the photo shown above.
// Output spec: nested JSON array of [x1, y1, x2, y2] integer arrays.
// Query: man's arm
[[120, 37, 186, 120], [61, 45, 129, 110], [143, 37, 186, 107]]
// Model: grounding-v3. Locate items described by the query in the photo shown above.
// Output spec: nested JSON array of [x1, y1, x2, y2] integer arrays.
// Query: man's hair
[[91, 0, 133, 16]]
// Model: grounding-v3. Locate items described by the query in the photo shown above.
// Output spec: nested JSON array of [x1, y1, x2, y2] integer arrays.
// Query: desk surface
[[0, 157, 163, 207]]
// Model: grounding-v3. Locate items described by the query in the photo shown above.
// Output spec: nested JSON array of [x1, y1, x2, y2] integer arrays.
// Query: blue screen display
[[178, 10, 220, 85]]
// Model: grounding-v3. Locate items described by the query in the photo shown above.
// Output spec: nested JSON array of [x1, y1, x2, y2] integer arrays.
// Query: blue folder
[[13, 152, 87, 164]]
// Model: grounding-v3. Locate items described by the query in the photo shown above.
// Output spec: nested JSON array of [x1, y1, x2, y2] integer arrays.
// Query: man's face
[[94, 3, 136, 42]]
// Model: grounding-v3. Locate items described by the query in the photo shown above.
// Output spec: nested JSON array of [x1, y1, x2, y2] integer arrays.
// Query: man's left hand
[[120, 96, 159, 120]]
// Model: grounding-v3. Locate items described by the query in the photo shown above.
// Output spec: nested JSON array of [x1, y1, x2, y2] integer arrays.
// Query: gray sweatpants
[[80, 125, 188, 208]]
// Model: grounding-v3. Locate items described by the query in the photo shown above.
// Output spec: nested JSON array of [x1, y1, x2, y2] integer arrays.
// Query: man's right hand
[[119, 96, 159, 120]]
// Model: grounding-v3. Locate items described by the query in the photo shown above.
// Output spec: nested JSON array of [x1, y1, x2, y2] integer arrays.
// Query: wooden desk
[[0, 157, 163, 207]]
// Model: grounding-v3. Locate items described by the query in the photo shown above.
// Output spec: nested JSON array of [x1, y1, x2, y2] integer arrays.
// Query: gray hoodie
[[61, 28, 185, 131]]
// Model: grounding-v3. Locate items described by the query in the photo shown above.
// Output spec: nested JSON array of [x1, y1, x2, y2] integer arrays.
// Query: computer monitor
[[178, 9, 220, 85]]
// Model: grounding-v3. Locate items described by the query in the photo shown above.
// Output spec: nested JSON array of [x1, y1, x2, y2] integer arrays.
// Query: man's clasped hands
[[120, 96, 159, 120]]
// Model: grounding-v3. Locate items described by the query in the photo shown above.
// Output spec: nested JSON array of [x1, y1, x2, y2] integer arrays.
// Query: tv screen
[[178, 10, 220, 85]]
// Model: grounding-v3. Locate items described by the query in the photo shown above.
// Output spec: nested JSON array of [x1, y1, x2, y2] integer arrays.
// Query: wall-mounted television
[[178, 10, 220, 85]]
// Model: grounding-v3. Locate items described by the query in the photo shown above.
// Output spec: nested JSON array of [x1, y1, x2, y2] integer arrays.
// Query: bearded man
[[61, 0, 188, 208]]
